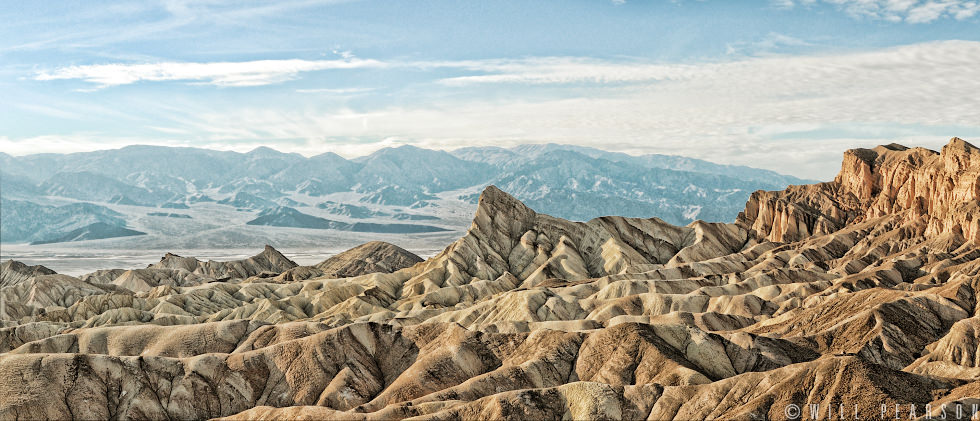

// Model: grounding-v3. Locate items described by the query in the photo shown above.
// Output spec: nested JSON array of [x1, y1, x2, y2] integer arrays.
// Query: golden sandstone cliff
[[0, 138, 979, 420], [739, 137, 980, 243]]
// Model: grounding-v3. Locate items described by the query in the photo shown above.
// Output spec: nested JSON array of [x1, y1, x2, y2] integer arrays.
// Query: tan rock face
[[739, 137, 980, 244], [315, 241, 423, 278], [151, 244, 298, 279], [1, 137, 979, 420], [248, 242, 423, 284], [0, 260, 56, 288]]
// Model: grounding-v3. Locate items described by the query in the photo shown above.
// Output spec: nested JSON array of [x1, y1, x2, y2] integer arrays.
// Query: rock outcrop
[[315, 241, 423, 278], [0, 260, 56, 287], [260, 241, 423, 283], [1, 138, 979, 420], [739, 137, 980, 243], [149, 244, 297, 280]]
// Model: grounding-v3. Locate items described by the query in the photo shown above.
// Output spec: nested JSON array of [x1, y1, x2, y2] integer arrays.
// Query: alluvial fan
[[1, 138, 979, 420]]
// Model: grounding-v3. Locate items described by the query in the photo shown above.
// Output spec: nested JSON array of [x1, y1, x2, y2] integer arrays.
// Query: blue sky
[[1, 0, 979, 179]]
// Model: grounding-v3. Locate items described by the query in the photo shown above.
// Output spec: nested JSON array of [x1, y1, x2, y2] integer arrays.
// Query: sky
[[1, 0, 979, 179]]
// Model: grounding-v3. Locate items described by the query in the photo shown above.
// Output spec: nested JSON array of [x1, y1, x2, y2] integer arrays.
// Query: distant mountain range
[[0, 144, 813, 246]]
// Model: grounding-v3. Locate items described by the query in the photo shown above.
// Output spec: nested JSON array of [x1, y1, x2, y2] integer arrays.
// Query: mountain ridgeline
[[0, 138, 978, 420], [0, 143, 810, 246]]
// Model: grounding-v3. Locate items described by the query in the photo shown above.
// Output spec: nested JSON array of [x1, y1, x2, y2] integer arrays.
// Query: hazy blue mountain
[[0, 199, 143, 244], [316, 201, 380, 218], [30, 222, 145, 245], [247, 206, 344, 229], [478, 149, 763, 222], [122, 172, 192, 199], [633, 154, 812, 187], [187, 193, 215, 203], [390, 213, 440, 221], [276, 197, 303, 207], [1, 143, 810, 246], [147, 212, 192, 219], [3, 146, 234, 187], [217, 179, 283, 199], [40, 171, 173, 206], [359, 185, 438, 207], [459, 143, 814, 188], [247, 206, 448, 234], [271, 152, 357, 193], [296, 179, 334, 196], [347, 221, 449, 234], [352, 145, 493, 192], [217, 192, 275, 210], [0, 170, 39, 197], [446, 144, 819, 224], [450, 146, 519, 166], [0, 152, 53, 183], [317, 201, 441, 221]]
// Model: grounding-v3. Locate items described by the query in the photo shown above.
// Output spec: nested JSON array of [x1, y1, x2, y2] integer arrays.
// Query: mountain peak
[[363, 144, 450, 160], [941, 137, 979, 172], [875, 143, 909, 152], [1, 260, 57, 287], [455, 185, 540, 260], [150, 246, 296, 278], [945, 136, 976, 150], [314, 241, 422, 277], [260, 244, 285, 258], [246, 146, 282, 157], [393, 144, 423, 151], [310, 151, 347, 162], [475, 185, 534, 218], [257, 244, 297, 268], [153, 251, 202, 272]]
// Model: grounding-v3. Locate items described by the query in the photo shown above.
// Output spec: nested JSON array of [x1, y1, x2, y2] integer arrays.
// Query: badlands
[[1, 138, 979, 420]]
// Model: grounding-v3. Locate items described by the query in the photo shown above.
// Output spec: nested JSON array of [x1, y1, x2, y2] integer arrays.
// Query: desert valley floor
[[2, 138, 980, 420]]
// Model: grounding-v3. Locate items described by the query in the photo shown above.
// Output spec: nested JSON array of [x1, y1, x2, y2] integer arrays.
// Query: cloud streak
[[777, 0, 980, 23], [41, 38, 979, 94], [35, 58, 388, 87], [35, 56, 693, 88]]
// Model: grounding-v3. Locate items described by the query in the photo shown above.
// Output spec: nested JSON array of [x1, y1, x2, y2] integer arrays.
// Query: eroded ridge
[[2, 138, 979, 420]]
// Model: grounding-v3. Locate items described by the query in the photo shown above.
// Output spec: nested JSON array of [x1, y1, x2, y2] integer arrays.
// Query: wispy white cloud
[[436, 40, 980, 92], [1, 0, 356, 53], [14, 103, 82, 120], [35, 58, 387, 87], [777, 0, 980, 22], [435, 58, 701, 86], [294, 87, 376, 94], [19, 40, 980, 179], [725, 32, 814, 56], [36, 54, 687, 88], [33, 56, 700, 88]]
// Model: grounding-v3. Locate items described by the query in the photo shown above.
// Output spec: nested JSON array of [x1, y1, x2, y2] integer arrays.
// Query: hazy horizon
[[1, 141, 825, 179], [3, 1, 980, 180], [5, 138, 973, 181]]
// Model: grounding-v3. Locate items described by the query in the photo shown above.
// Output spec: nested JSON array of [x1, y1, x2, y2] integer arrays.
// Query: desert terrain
[[1, 138, 979, 420]]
